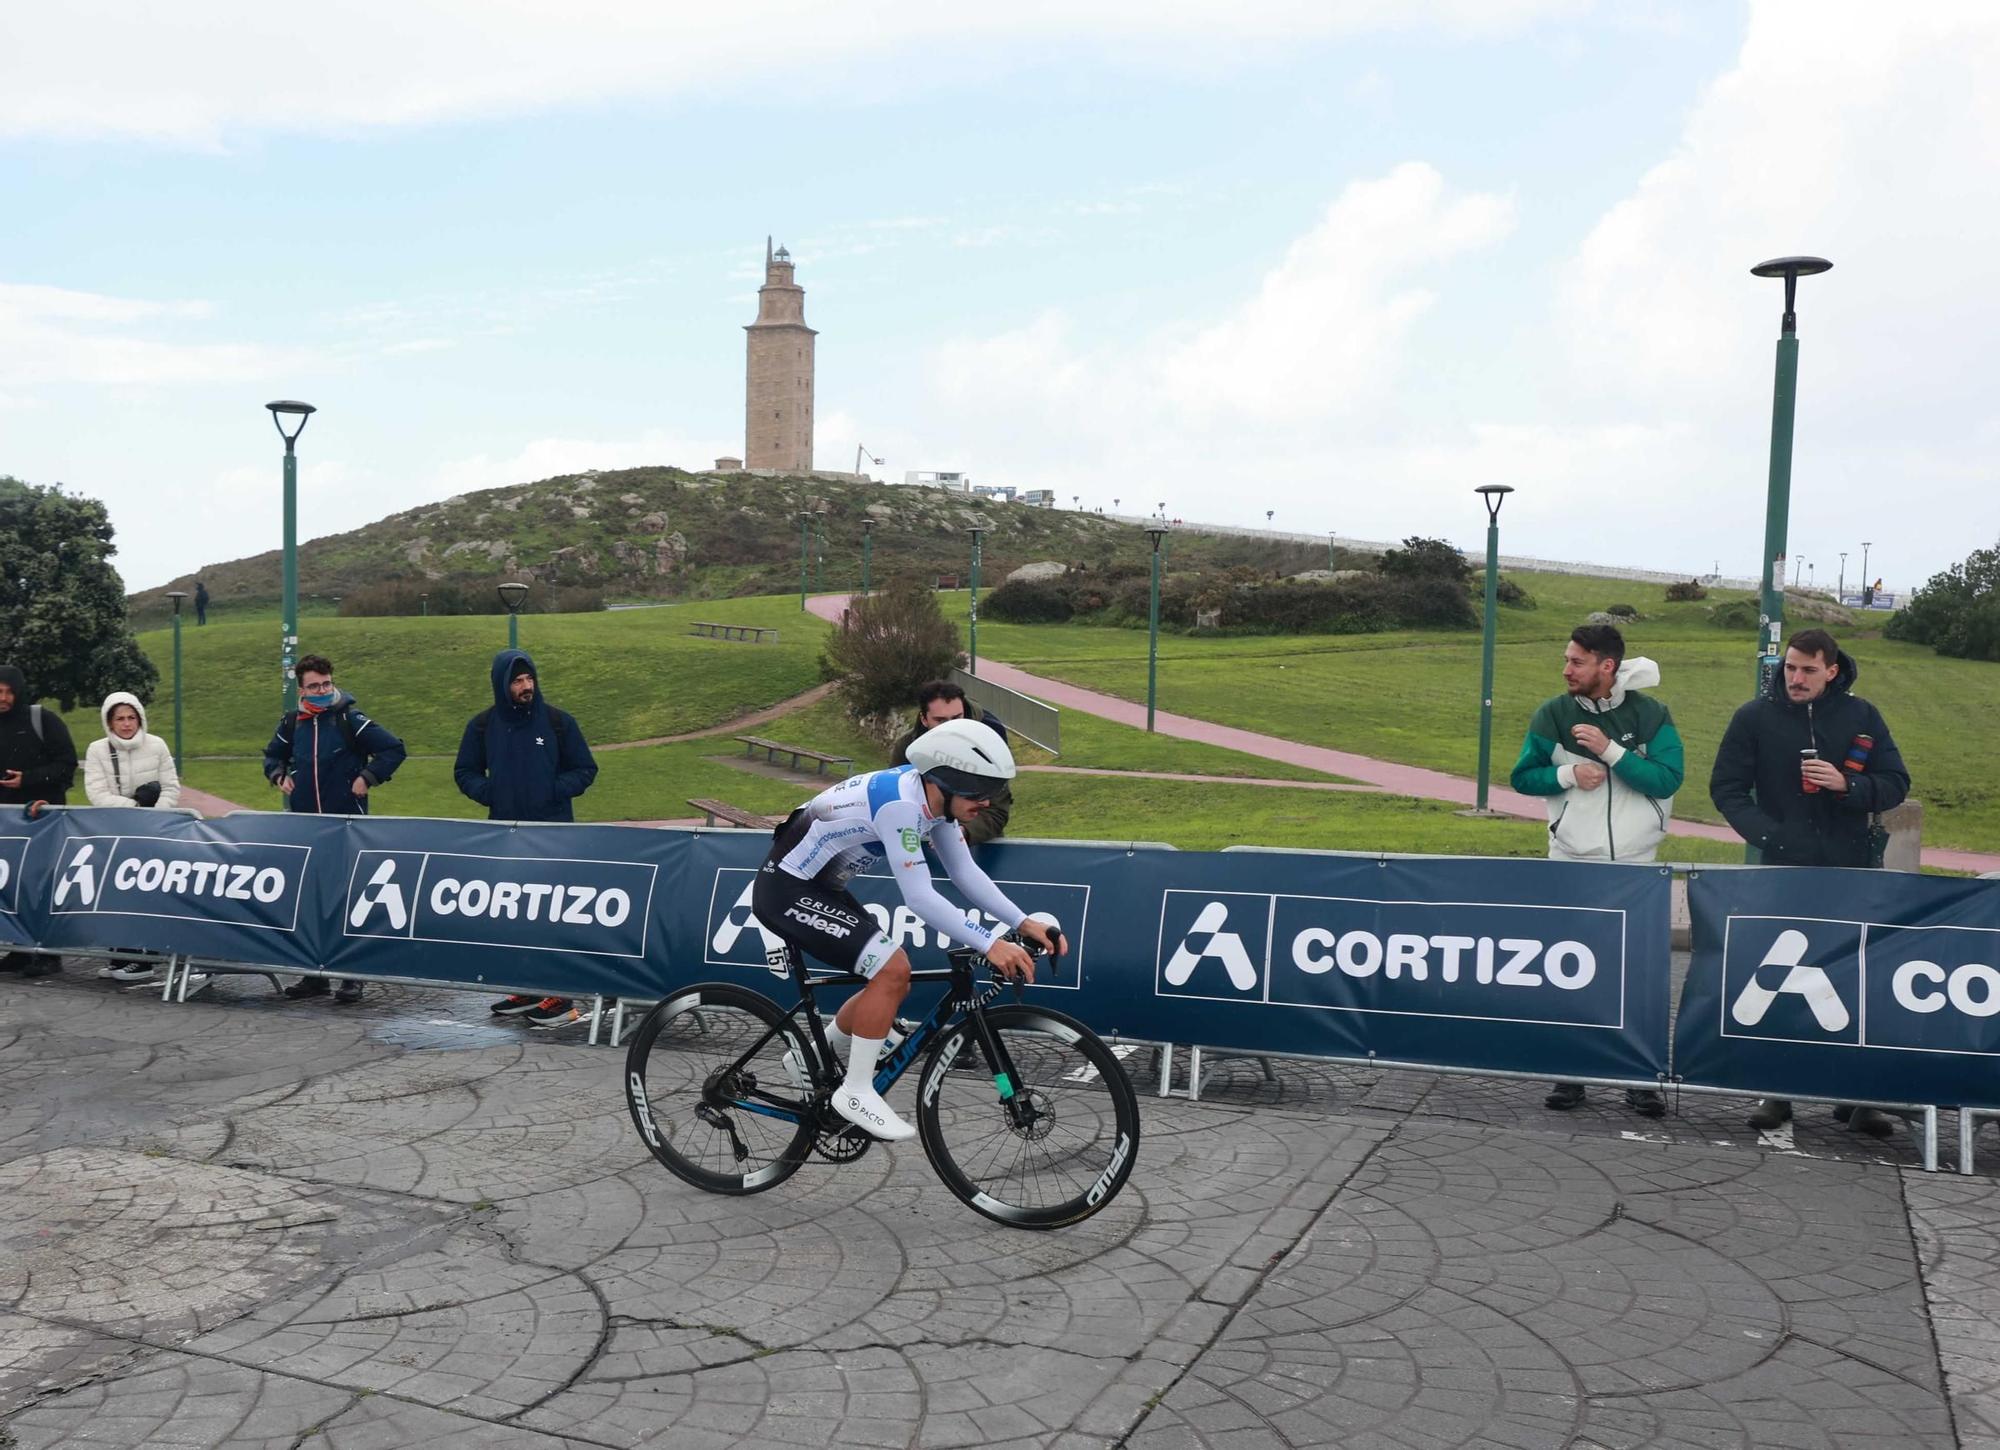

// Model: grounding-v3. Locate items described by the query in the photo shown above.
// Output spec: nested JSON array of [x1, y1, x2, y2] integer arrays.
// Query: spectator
[[83, 692, 184, 986], [0, 665, 78, 978], [194, 579, 210, 626], [458, 649, 600, 1026], [1710, 627, 1910, 1138], [890, 681, 1012, 844], [1511, 624, 1683, 1119], [263, 654, 407, 1004]]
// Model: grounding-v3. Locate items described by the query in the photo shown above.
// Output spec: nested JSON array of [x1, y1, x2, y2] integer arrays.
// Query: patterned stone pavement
[[4, 963, 1999, 1448]]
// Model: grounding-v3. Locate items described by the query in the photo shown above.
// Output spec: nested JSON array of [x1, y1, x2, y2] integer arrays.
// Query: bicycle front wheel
[[916, 1005, 1140, 1229], [624, 982, 814, 1195]]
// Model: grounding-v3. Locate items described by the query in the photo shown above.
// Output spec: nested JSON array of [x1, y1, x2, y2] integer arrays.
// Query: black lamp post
[[968, 524, 989, 673], [1749, 255, 1832, 693], [1145, 525, 1170, 731], [497, 580, 531, 649]]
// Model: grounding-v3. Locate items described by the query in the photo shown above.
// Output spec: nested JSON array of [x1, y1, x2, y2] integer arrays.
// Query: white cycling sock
[[845, 1034, 885, 1087], [823, 1014, 852, 1055]]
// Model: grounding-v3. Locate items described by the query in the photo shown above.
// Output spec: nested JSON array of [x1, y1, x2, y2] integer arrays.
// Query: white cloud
[[0, 282, 300, 387], [3, 1, 1586, 146]]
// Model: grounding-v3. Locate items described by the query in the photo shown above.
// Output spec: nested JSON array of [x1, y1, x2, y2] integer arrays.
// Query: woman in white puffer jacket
[[83, 692, 181, 809]]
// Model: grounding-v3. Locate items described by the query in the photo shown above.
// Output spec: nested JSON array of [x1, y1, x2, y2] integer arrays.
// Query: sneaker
[[1748, 1098, 1793, 1131], [1544, 1082, 1587, 1111], [1847, 1106, 1897, 1139], [99, 961, 156, 982], [334, 979, 364, 1004], [283, 977, 330, 1000], [1625, 1088, 1667, 1120], [833, 1084, 916, 1142], [525, 997, 585, 1028], [490, 994, 542, 1016]]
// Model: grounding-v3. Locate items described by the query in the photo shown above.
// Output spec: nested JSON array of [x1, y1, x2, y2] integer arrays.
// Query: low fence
[[7, 806, 1996, 1167]]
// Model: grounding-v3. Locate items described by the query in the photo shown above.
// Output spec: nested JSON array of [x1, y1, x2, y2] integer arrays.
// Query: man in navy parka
[[453, 649, 599, 823]]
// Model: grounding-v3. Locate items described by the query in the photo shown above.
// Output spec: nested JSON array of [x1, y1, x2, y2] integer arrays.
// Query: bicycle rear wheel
[[624, 982, 815, 1195], [915, 1005, 1140, 1229]]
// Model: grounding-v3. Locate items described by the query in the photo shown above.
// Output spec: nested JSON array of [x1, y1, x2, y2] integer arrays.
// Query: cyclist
[[751, 718, 1064, 1142]]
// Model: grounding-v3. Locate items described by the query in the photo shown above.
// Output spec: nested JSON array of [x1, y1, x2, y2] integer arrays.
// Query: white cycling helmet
[[907, 718, 1016, 799]]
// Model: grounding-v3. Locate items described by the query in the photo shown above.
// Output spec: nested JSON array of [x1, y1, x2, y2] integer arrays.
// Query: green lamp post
[[420, 592, 429, 618], [165, 591, 188, 771], [1145, 523, 1170, 732], [814, 507, 828, 593], [967, 524, 988, 673], [797, 511, 812, 610], [1328, 530, 1337, 572], [1472, 484, 1515, 812], [1749, 256, 1832, 694], [861, 518, 874, 596], [497, 580, 530, 649], [266, 400, 316, 711]]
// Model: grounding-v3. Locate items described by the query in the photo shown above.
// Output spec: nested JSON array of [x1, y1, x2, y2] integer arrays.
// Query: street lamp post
[[814, 509, 828, 593], [1793, 554, 1804, 587], [1145, 525, 1170, 732], [1861, 540, 1873, 599], [497, 580, 531, 649], [165, 591, 187, 771], [420, 592, 429, 618], [1839, 552, 1847, 598], [861, 519, 874, 596], [797, 512, 812, 611], [1329, 531, 1337, 571], [1749, 256, 1832, 695], [1473, 485, 1515, 812], [967, 525, 988, 673], [266, 400, 316, 711]]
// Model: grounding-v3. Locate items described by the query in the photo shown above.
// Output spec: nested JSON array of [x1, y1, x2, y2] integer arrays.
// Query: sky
[[2, 1, 1995, 596]]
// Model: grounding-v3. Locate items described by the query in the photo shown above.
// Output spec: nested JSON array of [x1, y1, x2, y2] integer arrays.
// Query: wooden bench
[[689, 621, 780, 643], [686, 798, 780, 829], [735, 735, 853, 775]]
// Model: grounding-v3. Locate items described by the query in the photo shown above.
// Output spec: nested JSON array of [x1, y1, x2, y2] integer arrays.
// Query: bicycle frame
[[709, 947, 1038, 1132]]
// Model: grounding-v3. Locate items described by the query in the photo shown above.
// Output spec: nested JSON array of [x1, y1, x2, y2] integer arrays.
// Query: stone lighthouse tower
[[744, 238, 816, 473]]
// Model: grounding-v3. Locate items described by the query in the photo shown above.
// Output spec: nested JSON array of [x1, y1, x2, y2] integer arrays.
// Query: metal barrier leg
[[1258, 1056, 1276, 1083], [158, 954, 180, 1003], [587, 995, 604, 1047], [1156, 1044, 1174, 1099], [1188, 1047, 1203, 1102], [1961, 1111, 1977, 1176], [1923, 1106, 1938, 1173], [610, 998, 628, 1048]]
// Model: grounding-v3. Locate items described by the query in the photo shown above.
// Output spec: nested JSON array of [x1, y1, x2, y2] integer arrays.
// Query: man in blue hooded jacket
[[455, 649, 601, 1025]]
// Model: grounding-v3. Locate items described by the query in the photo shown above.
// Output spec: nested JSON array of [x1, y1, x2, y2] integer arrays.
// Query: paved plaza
[[5, 964, 2000, 1449]]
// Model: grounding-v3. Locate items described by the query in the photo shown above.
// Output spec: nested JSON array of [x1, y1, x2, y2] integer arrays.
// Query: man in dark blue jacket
[[262, 654, 407, 1003], [455, 649, 601, 1026]]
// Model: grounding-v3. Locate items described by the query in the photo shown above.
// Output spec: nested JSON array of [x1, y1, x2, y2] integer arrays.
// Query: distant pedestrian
[[83, 692, 183, 986], [263, 654, 407, 1004], [1710, 627, 1910, 1138], [891, 681, 1012, 844], [194, 579, 210, 626], [457, 649, 600, 1025], [0, 665, 78, 979], [1511, 624, 1683, 1119]]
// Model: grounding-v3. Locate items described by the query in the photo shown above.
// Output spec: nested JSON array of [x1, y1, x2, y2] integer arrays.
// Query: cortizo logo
[[54, 843, 98, 906], [1290, 929, 1597, 989], [1165, 902, 1257, 989], [1731, 928, 1849, 1031], [58, 845, 287, 909], [349, 858, 408, 930], [1892, 960, 2000, 1017]]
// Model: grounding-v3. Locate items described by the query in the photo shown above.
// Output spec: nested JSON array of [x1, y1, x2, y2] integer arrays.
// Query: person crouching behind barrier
[[83, 692, 182, 987], [1511, 623, 1684, 1120]]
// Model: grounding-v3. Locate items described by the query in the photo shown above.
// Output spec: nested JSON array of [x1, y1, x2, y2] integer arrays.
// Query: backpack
[[282, 706, 366, 760], [27, 704, 45, 743]]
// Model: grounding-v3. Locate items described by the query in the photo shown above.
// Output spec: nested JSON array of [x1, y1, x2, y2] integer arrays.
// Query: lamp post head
[[861, 519, 874, 536], [266, 399, 316, 449], [1750, 256, 1831, 336], [1475, 483, 1515, 524], [1144, 524, 1170, 552], [166, 590, 187, 614], [496, 580, 531, 615]]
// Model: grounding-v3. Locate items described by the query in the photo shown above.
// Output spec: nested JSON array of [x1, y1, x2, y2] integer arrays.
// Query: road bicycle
[[623, 927, 1140, 1229]]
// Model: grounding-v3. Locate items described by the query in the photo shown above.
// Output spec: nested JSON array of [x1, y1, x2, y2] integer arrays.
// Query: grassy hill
[[126, 466, 1343, 631]]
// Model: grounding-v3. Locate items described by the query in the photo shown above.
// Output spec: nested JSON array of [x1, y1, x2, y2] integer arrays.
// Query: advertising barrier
[[1677, 868, 2000, 1109], [0, 827, 33, 947]]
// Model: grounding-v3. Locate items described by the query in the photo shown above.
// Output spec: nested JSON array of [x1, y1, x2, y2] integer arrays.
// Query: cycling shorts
[[752, 813, 899, 979]]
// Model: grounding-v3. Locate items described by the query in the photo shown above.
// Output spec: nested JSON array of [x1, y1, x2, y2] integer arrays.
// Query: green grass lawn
[[947, 574, 2000, 854]]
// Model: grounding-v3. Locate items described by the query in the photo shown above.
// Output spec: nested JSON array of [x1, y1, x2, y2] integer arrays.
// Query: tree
[[1376, 535, 1471, 583], [0, 477, 158, 710], [1885, 540, 2000, 662], [820, 576, 963, 725]]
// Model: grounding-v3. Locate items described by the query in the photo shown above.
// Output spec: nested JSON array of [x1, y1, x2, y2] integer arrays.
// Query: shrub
[[1377, 535, 1470, 584], [984, 577, 1073, 623], [1476, 574, 1536, 609], [1606, 603, 1639, 618], [1665, 579, 1708, 602], [338, 580, 602, 616], [820, 576, 964, 721], [1886, 542, 2000, 661], [1707, 599, 1759, 631]]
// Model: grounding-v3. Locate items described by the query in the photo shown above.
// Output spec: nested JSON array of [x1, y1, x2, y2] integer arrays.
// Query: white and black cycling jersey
[[768, 765, 1023, 956]]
